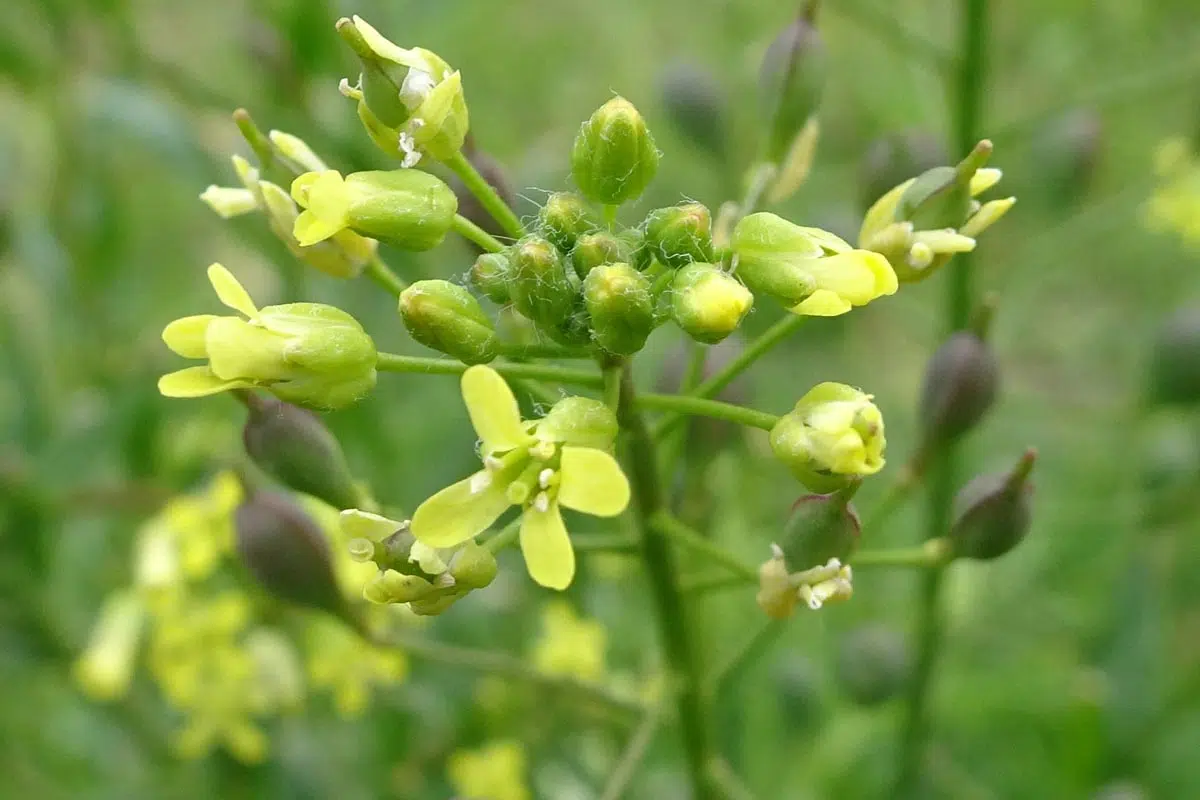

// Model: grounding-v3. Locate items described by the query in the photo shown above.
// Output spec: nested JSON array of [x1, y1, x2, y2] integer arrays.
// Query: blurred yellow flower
[[305, 615, 407, 718], [1144, 137, 1200, 245], [531, 600, 607, 683], [447, 740, 531, 800]]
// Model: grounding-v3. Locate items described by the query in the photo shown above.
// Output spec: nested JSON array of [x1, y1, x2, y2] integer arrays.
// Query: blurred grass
[[3, 0, 1200, 797]]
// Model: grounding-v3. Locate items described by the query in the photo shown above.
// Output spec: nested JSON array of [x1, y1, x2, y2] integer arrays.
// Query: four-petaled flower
[[410, 366, 630, 590]]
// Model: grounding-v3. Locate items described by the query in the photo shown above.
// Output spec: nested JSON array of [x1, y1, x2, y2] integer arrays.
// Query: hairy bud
[[671, 263, 753, 344], [583, 263, 655, 355], [948, 449, 1036, 561], [571, 232, 629, 279], [537, 192, 599, 254], [399, 280, 497, 365], [508, 236, 578, 328], [470, 251, 513, 304], [835, 624, 911, 706], [571, 96, 659, 206], [644, 202, 715, 268]]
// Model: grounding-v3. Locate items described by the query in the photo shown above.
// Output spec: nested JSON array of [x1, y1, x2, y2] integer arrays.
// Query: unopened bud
[[770, 383, 886, 492], [571, 96, 659, 206], [583, 263, 655, 355], [241, 393, 359, 510], [508, 236, 579, 328], [363, 569, 434, 605], [535, 396, 619, 450], [235, 489, 344, 615], [448, 541, 498, 589], [671, 263, 753, 344], [779, 493, 860, 571], [644, 202, 715, 268], [659, 61, 727, 161], [399, 280, 497, 365], [571, 232, 629, 279], [948, 449, 1036, 561], [470, 251, 512, 304], [835, 624, 911, 706], [918, 329, 999, 453], [538, 192, 599, 254], [759, 1, 826, 163], [450, 144, 516, 252], [1148, 306, 1200, 406], [268, 130, 328, 175]]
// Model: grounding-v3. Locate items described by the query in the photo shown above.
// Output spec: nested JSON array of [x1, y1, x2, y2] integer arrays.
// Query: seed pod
[[659, 61, 727, 161], [1148, 306, 1200, 406], [508, 235, 578, 328], [859, 130, 947, 215], [671, 263, 753, 344], [773, 653, 827, 733], [399, 279, 497, 365], [759, 1, 826, 163], [583, 263, 655, 355], [644, 202, 715, 268], [235, 489, 344, 615], [571, 231, 628, 279], [948, 449, 1036, 561], [449, 144, 516, 252], [835, 624, 911, 707], [469, 251, 512, 304], [537, 192, 599, 254], [571, 96, 659, 206], [241, 393, 359, 510], [918, 329, 999, 452], [778, 493, 861, 571]]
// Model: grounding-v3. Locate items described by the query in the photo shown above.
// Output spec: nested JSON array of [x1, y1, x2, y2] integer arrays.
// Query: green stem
[[363, 252, 407, 297], [639, 394, 779, 432], [853, 540, 949, 569], [617, 363, 719, 800], [443, 150, 525, 241], [496, 342, 594, 360], [681, 572, 752, 595], [832, 0, 955, 71], [599, 706, 663, 800], [652, 512, 759, 581], [659, 342, 709, 483], [482, 517, 522, 554], [896, 0, 988, 793], [452, 213, 505, 253], [376, 353, 604, 387], [705, 618, 787, 699], [861, 466, 920, 533], [730, 162, 777, 231], [603, 360, 624, 411]]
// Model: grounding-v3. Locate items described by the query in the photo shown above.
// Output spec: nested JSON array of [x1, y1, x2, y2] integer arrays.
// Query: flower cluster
[[1144, 137, 1200, 246]]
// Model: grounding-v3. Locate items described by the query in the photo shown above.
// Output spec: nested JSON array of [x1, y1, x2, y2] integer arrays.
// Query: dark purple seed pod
[[948, 449, 1036, 561], [918, 329, 999, 453]]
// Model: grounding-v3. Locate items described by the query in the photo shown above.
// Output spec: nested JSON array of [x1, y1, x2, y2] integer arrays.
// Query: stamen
[[533, 492, 550, 513], [538, 468, 554, 488], [907, 242, 934, 269], [530, 440, 556, 460], [398, 131, 421, 168]]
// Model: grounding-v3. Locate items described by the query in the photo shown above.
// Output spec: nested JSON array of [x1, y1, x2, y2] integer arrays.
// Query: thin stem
[[443, 150, 525, 241], [452, 214, 505, 253], [376, 352, 604, 388], [599, 706, 663, 800], [617, 363, 719, 800], [705, 618, 787, 699], [653, 315, 805, 439], [730, 162, 777, 232], [482, 517, 522, 554], [681, 572, 752, 595], [496, 342, 594, 360], [708, 758, 758, 800], [832, 0, 955, 71], [639, 394, 779, 432], [861, 466, 920, 533], [603, 360, 624, 412], [574, 532, 640, 553], [363, 252, 407, 297], [652, 512, 759, 582], [853, 540, 949, 569], [659, 343, 709, 483]]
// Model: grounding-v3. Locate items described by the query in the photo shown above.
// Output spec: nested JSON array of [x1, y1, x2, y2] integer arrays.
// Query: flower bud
[[948, 449, 1036, 561], [770, 383, 885, 492], [508, 236, 579, 328], [859, 130, 947, 215], [537, 192, 599, 254], [450, 144, 516, 252], [918, 329, 999, 452], [583, 263, 655, 355], [448, 541, 499, 589], [363, 569, 434, 605], [535, 396, 620, 450], [644, 202, 715, 268], [835, 624, 911, 707], [571, 232, 629, 279], [571, 96, 659, 206], [241, 393, 359, 510], [399, 280, 497, 365], [671, 263, 753, 344], [759, 1, 826, 163], [778, 493, 860, 571], [1148, 306, 1200, 406], [470, 251, 513, 304], [268, 130, 328, 175], [659, 61, 727, 161], [235, 489, 345, 615], [291, 169, 457, 251]]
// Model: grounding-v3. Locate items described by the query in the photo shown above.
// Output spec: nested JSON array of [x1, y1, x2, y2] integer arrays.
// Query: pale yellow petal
[[207, 263, 258, 317], [462, 365, 530, 453], [969, 168, 1002, 196], [859, 178, 914, 246], [520, 504, 575, 590], [339, 509, 404, 542], [410, 472, 510, 547], [294, 210, 345, 247], [792, 289, 851, 317], [161, 315, 216, 358], [557, 447, 630, 517], [158, 367, 250, 398]]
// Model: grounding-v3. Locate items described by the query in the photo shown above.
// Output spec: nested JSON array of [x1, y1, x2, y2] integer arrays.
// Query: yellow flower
[[757, 546, 854, 618], [158, 263, 377, 409], [74, 591, 145, 701], [769, 382, 886, 492], [730, 212, 897, 317], [304, 615, 407, 717], [410, 366, 631, 590], [1144, 136, 1200, 246], [531, 600, 606, 682], [447, 740, 531, 800]]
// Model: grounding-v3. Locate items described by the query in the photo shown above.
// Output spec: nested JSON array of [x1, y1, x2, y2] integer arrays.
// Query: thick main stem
[[896, 0, 988, 794], [618, 364, 718, 800]]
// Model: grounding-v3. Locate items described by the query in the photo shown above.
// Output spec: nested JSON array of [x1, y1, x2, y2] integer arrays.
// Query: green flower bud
[[241, 393, 359, 510], [770, 383, 885, 492], [291, 168, 457, 251], [659, 61, 727, 161], [235, 489, 344, 615], [835, 624, 911, 707], [583, 263, 655, 355], [859, 130, 947, 215], [918, 329, 999, 453], [948, 449, 1036, 561], [449, 144, 516, 253], [1148, 306, 1200, 406], [159, 265, 377, 410], [364, 569, 435, 605], [535, 396, 619, 450], [508, 235, 578, 328], [470, 251, 513, 304], [571, 96, 659, 206], [671, 263, 753, 344], [571, 232, 629, 279], [759, 1, 826, 163], [644, 202, 715, 268], [399, 280, 497, 365], [448, 541, 498, 590], [779, 493, 861, 571], [538, 192, 599, 254]]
